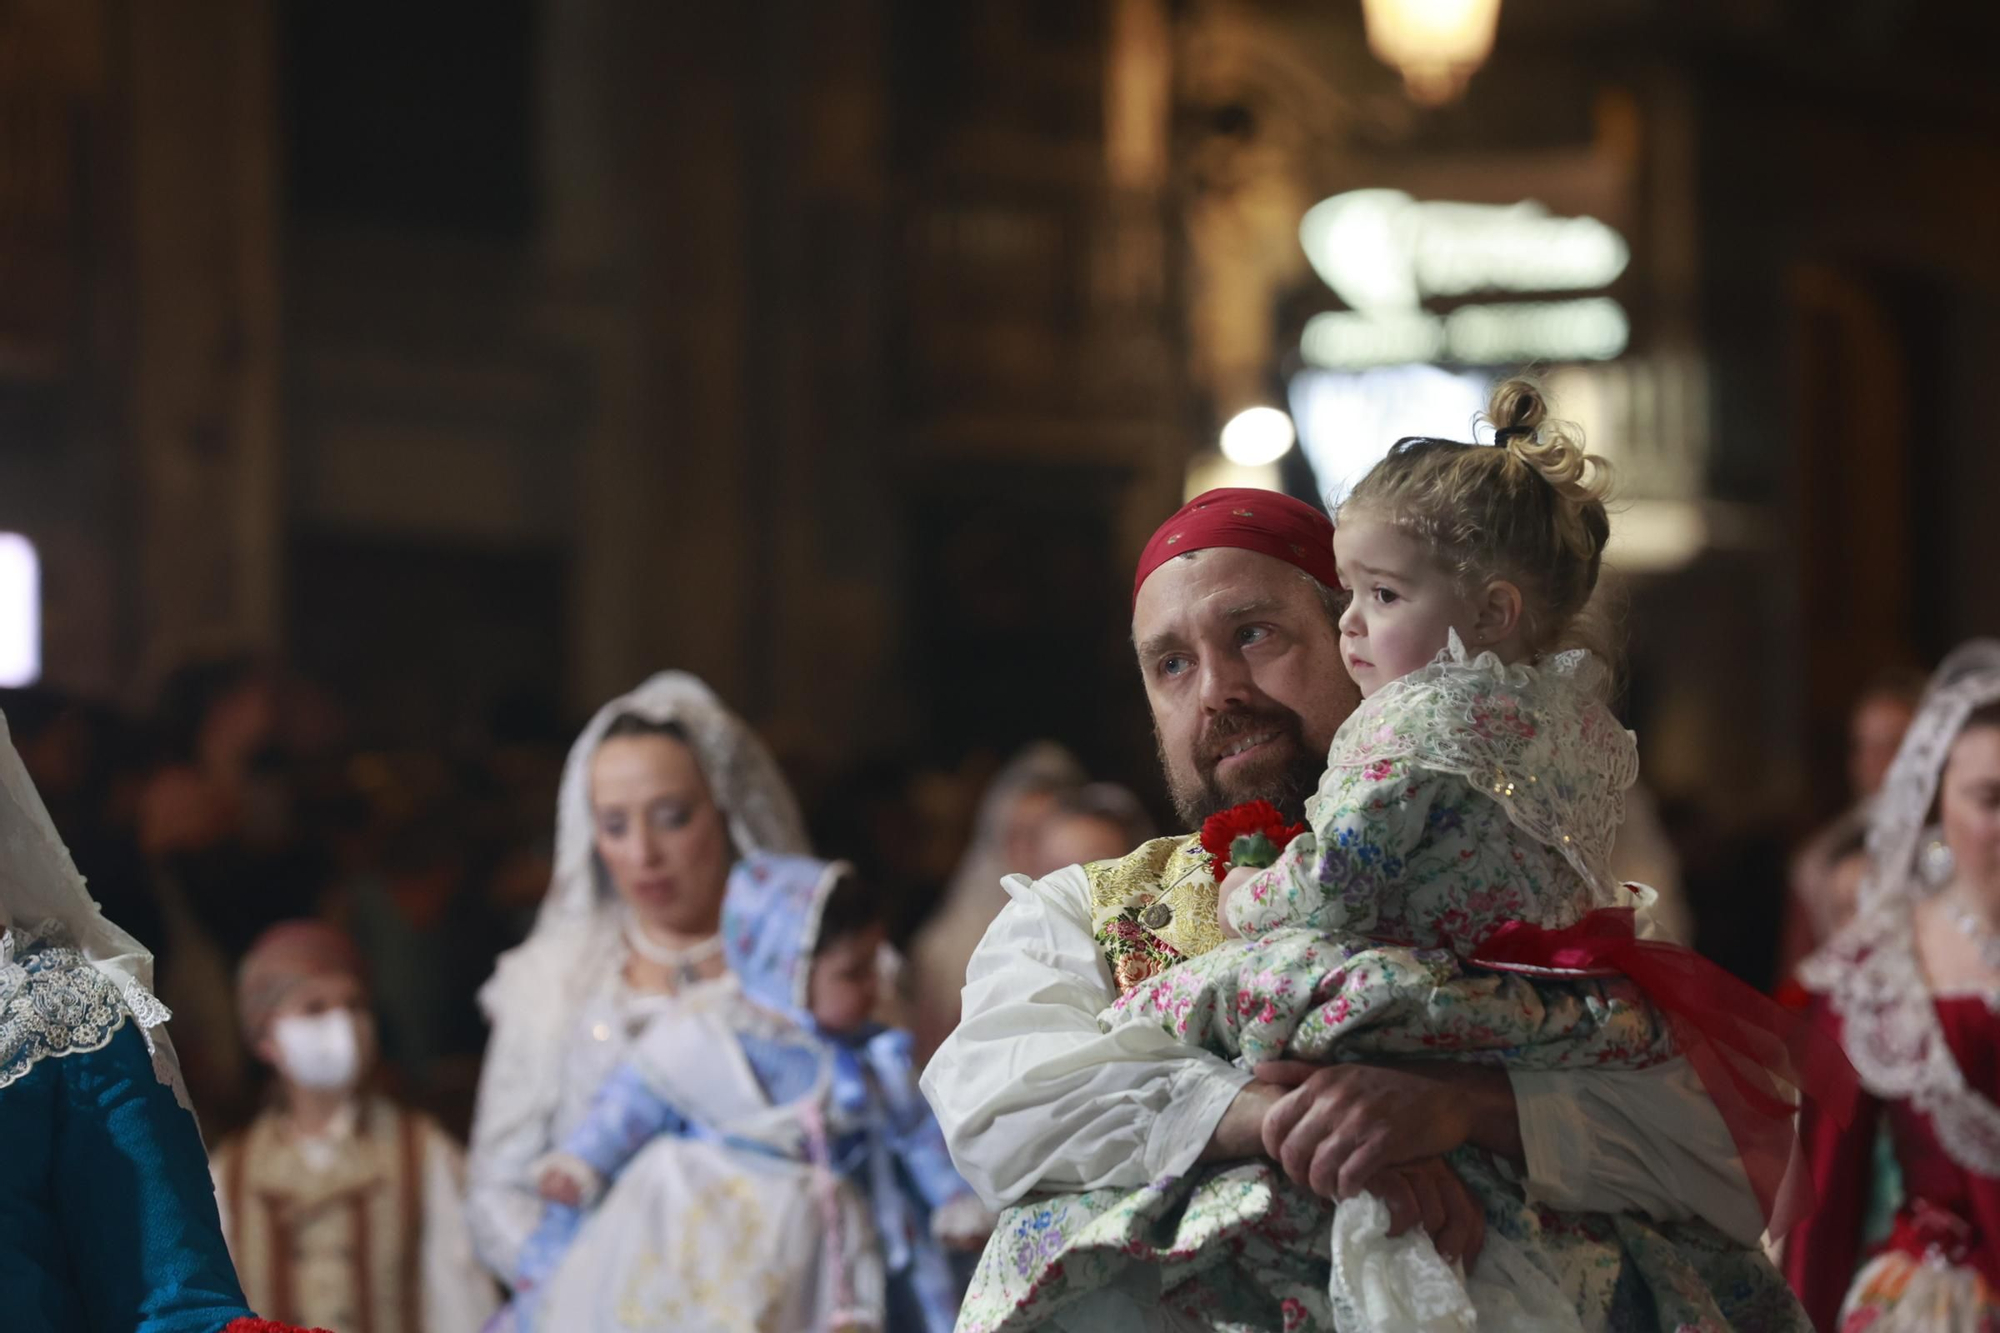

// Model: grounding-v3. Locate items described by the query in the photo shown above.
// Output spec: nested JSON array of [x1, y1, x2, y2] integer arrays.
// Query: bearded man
[[921, 488, 1770, 1329]]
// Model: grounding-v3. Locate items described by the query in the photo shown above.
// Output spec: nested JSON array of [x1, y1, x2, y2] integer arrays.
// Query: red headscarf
[[1132, 488, 1339, 608]]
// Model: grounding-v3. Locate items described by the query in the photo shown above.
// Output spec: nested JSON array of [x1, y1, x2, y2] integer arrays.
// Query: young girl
[[958, 379, 1829, 1333], [505, 852, 985, 1333]]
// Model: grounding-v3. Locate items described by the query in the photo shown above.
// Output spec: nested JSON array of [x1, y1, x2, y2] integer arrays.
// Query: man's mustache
[[1195, 706, 1305, 769]]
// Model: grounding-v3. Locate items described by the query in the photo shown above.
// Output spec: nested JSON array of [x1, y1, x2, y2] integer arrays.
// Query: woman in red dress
[[1788, 641, 2000, 1330]]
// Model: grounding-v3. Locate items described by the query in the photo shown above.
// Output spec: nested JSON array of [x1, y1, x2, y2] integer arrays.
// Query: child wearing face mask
[[503, 853, 988, 1333], [209, 922, 500, 1333]]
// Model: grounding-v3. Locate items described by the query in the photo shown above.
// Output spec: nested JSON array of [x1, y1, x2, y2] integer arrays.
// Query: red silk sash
[[1471, 906, 1858, 1239]]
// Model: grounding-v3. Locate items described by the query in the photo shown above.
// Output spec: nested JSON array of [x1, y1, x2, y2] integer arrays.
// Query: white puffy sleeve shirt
[[921, 866, 1766, 1248]]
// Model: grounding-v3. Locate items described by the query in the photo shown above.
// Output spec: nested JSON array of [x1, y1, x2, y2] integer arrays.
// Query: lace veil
[[0, 707, 187, 1106], [1801, 640, 2000, 1173], [479, 671, 810, 1029]]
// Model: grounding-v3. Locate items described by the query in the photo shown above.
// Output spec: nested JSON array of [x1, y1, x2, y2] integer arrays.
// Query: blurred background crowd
[[0, 0, 1994, 1141]]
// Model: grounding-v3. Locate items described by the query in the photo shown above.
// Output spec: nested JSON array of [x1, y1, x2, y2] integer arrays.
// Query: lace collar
[[1804, 905, 2000, 1177], [1410, 629, 1612, 695], [1326, 630, 1637, 899], [0, 918, 134, 1090]]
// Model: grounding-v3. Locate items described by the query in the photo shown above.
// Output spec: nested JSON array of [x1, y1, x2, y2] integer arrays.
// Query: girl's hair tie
[[1494, 425, 1533, 448]]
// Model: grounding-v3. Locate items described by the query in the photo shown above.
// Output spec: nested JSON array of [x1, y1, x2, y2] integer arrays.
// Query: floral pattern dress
[[957, 642, 1809, 1333]]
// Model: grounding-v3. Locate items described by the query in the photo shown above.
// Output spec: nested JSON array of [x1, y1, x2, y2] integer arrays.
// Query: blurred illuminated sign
[[0, 533, 37, 687], [1297, 189, 1631, 369]]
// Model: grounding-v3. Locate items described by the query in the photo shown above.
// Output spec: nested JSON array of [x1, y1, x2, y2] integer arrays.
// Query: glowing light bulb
[[1219, 407, 1297, 467], [1360, 0, 1502, 107]]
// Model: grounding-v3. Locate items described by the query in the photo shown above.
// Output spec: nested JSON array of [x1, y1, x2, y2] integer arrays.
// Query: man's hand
[[1257, 1061, 1522, 1200], [1199, 1078, 1288, 1163], [1361, 1157, 1487, 1266]]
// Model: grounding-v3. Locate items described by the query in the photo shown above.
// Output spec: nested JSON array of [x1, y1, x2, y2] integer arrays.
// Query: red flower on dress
[[226, 1322, 336, 1333], [1199, 800, 1307, 877]]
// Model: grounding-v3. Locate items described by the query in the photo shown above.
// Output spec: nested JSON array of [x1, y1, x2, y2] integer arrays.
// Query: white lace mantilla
[[1321, 632, 1637, 899], [1802, 640, 2000, 1178], [0, 706, 184, 1107], [0, 919, 135, 1090], [467, 671, 811, 1280], [1805, 916, 2000, 1178]]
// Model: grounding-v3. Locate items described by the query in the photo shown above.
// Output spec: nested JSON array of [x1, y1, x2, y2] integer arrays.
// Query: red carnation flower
[[1199, 800, 1307, 877]]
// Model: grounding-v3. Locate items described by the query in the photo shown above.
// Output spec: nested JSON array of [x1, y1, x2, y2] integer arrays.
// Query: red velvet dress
[[1788, 995, 2000, 1331]]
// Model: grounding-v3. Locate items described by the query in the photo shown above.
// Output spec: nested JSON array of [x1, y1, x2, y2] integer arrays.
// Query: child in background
[[511, 853, 988, 1333], [211, 921, 499, 1333]]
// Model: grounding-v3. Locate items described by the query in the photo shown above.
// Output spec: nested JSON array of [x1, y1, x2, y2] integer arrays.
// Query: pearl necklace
[[622, 914, 723, 984], [1947, 891, 2000, 974]]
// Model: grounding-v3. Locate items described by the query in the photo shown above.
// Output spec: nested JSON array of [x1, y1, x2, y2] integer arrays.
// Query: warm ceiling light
[[1360, 0, 1502, 106], [1219, 407, 1297, 466]]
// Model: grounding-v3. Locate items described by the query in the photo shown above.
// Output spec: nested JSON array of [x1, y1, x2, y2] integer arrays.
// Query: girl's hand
[[538, 1166, 583, 1207], [1216, 865, 1259, 938]]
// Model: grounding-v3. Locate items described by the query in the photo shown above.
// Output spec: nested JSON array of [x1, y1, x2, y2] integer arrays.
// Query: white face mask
[[271, 1009, 364, 1090]]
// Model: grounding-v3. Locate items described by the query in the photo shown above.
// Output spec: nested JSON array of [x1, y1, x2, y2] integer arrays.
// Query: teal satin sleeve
[[53, 1024, 255, 1333]]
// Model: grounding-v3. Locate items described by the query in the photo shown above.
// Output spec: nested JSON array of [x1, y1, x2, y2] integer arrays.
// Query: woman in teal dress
[[0, 707, 319, 1333]]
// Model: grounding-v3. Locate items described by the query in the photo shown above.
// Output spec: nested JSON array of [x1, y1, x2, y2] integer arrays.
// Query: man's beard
[[1159, 703, 1323, 829]]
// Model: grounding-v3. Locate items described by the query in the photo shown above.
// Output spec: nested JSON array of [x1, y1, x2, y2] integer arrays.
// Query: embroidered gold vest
[[1082, 833, 1227, 991], [215, 1095, 426, 1333]]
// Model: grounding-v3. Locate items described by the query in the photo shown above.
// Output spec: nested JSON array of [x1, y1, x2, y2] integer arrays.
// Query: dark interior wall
[[282, 0, 537, 237], [1922, 288, 2000, 652], [1693, 36, 2000, 816]]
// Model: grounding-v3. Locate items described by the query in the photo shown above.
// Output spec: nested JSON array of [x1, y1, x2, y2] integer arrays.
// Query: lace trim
[[0, 920, 135, 1091], [1803, 645, 2000, 1177], [1322, 631, 1637, 899], [1854, 647, 2000, 919], [1806, 911, 2000, 1178]]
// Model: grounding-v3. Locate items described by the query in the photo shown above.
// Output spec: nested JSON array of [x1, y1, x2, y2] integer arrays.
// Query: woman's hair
[[1966, 701, 2000, 735], [1340, 374, 1613, 658]]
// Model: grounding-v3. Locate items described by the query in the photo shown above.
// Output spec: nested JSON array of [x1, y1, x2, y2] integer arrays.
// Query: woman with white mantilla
[[464, 673, 812, 1301], [0, 706, 321, 1333], [1789, 642, 2000, 1330]]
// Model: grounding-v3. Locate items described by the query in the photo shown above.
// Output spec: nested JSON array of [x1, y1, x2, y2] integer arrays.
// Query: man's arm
[[1509, 1059, 1766, 1244], [919, 867, 1252, 1209]]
